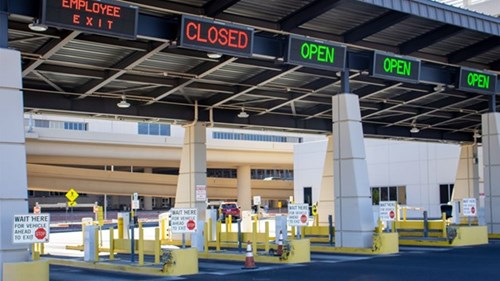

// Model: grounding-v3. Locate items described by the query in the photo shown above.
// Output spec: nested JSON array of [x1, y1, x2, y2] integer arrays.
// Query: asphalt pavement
[[48, 240, 500, 281]]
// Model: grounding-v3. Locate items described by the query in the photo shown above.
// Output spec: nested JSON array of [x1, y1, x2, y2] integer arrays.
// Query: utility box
[[275, 215, 288, 244], [83, 225, 97, 262], [206, 209, 217, 241], [118, 212, 130, 239]]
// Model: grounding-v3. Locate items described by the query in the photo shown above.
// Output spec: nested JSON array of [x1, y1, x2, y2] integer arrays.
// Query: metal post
[[423, 211, 429, 238], [130, 217, 135, 262], [182, 233, 185, 249], [237, 219, 242, 253], [0, 0, 8, 49], [489, 94, 497, 113], [340, 70, 350, 93], [328, 215, 333, 245]]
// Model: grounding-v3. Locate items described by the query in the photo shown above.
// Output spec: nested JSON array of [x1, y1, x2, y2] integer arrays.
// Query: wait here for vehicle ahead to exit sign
[[13, 214, 50, 243]]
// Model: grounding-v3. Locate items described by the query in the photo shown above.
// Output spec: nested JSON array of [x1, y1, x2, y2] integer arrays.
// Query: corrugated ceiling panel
[[226, 0, 314, 22], [365, 17, 441, 46], [301, 1, 387, 35], [137, 52, 201, 73], [419, 30, 490, 56], [52, 40, 132, 68], [205, 64, 267, 83]]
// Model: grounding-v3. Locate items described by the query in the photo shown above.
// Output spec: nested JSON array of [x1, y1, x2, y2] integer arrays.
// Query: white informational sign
[[287, 203, 309, 226], [462, 198, 477, 217], [379, 201, 397, 221], [13, 214, 50, 243], [253, 196, 261, 206], [133, 192, 139, 201], [170, 208, 198, 233], [131, 199, 140, 210], [195, 185, 207, 202]]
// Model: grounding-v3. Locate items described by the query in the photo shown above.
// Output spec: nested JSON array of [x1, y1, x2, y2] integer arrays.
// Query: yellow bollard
[[94, 227, 99, 262], [227, 215, 232, 232], [252, 220, 257, 256], [139, 221, 144, 266], [403, 207, 407, 221], [204, 222, 209, 254], [300, 226, 305, 239], [40, 243, 45, 255], [117, 217, 124, 239], [31, 244, 40, 260], [265, 221, 270, 253], [216, 221, 221, 251], [291, 226, 296, 240], [441, 212, 447, 238], [314, 214, 319, 227], [253, 215, 259, 232], [154, 228, 160, 264], [109, 227, 115, 260]]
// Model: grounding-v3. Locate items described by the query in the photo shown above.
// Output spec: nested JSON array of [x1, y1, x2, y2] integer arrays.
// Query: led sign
[[286, 35, 346, 71], [372, 51, 420, 83], [458, 67, 497, 95], [180, 15, 254, 58], [41, 0, 138, 40]]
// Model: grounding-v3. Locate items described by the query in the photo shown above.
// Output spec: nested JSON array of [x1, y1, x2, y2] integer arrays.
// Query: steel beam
[[279, 0, 345, 31], [399, 25, 463, 55], [343, 11, 409, 43], [448, 37, 500, 64], [204, 0, 241, 17]]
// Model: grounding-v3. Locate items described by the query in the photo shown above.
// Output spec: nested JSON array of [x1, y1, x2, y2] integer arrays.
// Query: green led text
[[467, 72, 490, 89], [383, 57, 411, 77], [300, 42, 335, 63]]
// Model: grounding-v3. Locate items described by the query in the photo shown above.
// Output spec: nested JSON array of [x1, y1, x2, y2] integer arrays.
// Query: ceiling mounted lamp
[[117, 95, 131, 108], [473, 129, 481, 139], [207, 52, 222, 59], [28, 19, 48, 32], [410, 120, 420, 133], [237, 107, 249, 118]]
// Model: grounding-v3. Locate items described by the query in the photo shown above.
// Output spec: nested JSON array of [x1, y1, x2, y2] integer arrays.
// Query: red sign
[[42, 0, 138, 40], [35, 228, 47, 240], [187, 219, 196, 231], [300, 214, 308, 224], [389, 211, 395, 219], [180, 15, 254, 58]]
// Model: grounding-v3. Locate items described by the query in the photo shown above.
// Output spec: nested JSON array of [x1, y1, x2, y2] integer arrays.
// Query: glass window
[[138, 123, 149, 135], [389, 186, 397, 201], [371, 188, 380, 205]]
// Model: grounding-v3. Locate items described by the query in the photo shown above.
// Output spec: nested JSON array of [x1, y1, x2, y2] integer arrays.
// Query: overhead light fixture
[[237, 107, 249, 118], [473, 129, 481, 139], [207, 53, 222, 59], [117, 95, 130, 108], [410, 120, 420, 133], [433, 85, 444, 92], [28, 19, 48, 32]]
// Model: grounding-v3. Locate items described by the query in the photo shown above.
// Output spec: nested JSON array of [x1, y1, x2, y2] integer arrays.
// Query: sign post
[[170, 208, 198, 248]]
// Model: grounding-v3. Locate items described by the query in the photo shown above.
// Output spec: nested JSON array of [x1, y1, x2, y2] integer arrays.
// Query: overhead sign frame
[[41, 0, 139, 40], [286, 35, 347, 72], [458, 67, 497, 95], [372, 51, 420, 84], [180, 15, 254, 58]]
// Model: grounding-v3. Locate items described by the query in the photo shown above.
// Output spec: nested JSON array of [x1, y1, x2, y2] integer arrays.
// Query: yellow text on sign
[[65, 188, 79, 202]]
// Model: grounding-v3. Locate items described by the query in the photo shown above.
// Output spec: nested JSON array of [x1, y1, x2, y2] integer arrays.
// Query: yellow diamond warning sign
[[65, 188, 79, 202]]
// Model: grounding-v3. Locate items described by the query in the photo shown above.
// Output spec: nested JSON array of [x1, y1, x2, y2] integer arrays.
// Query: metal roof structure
[[3, 0, 500, 142]]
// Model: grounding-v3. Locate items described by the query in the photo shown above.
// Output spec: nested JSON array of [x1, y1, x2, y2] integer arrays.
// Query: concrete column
[[332, 94, 373, 248], [483, 112, 500, 234], [175, 123, 207, 220], [237, 165, 252, 211], [0, 49, 30, 277], [143, 168, 154, 211], [317, 135, 334, 226], [452, 144, 479, 201]]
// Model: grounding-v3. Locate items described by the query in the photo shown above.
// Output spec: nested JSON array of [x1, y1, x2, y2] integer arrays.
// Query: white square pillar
[[0, 49, 29, 277], [332, 94, 373, 248], [482, 112, 500, 234]]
